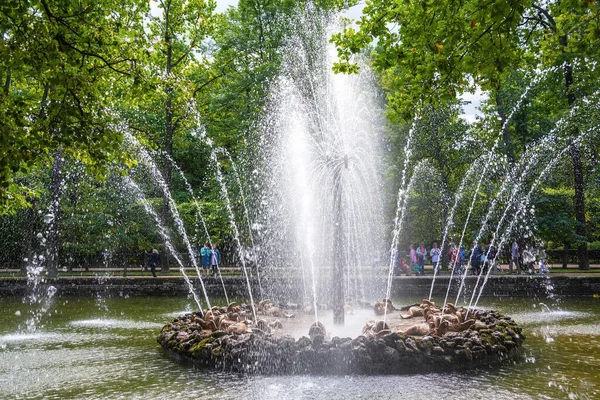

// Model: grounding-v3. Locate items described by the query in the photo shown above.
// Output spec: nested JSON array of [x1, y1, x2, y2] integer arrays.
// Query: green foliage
[[533, 187, 577, 247], [332, 0, 530, 119], [0, 0, 148, 209], [1, 0, 598, 268]]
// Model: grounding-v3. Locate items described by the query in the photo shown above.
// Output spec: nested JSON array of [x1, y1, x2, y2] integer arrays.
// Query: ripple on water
[[70, 318, 163, 330], [538, 323, 600, 337], [0, 331, 124, 347], [512, 310, 589, 325], [164, 310, 193, 318], [243, 374, 537, 400]]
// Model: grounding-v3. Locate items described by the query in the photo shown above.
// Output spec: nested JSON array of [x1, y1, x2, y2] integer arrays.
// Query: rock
[[381, 346, 400, 364], [311, 334, 325, 348], [454, 347, 473, 362], [395, 339, 410, 354], [382, 331, 402, 347], [404, 337, 420, 353]]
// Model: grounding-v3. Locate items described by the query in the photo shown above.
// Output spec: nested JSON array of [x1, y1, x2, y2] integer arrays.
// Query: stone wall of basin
[[1, 275, 600, 298]]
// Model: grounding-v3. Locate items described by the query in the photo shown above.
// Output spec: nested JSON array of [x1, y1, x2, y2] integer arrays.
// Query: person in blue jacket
[[200, 243, 211, 275], [471, 243, 483, 276]]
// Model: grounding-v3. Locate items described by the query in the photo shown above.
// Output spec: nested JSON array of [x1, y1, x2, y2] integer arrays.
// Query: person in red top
[[448, 243, 458, 270]]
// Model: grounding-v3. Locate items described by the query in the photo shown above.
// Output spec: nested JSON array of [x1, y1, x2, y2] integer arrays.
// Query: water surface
[[1, 295, 599, 399]]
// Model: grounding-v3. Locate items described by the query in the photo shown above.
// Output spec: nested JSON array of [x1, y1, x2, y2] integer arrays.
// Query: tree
[[332, 0, 600, 269], [331, 0, 529, 157], [129, 0, 216, 271], [521, 0, 600, 269], [0, 0, 146, 213]]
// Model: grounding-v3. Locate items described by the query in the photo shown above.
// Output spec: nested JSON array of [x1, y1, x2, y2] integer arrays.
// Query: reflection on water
[[70, 318, 163, 330], [0, 296, 599, 399]]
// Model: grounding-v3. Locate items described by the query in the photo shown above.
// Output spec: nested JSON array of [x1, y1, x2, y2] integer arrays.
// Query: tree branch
[[532, 4, 556, 31]]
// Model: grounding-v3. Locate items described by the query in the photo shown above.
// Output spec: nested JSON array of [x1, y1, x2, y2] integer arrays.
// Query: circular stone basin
[[157, 301, 525, 374]]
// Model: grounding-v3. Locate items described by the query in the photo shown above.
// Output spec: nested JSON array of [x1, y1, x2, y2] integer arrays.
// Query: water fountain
[[156, 15, 526, 374], [3, 6, 600, 399]]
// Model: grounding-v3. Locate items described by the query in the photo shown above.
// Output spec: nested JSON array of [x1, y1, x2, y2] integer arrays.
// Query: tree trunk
[[3, 69, 10, 95], [563, 60, 589, 270], [161, 4, 174, 273], [562, 241, 570, 269]]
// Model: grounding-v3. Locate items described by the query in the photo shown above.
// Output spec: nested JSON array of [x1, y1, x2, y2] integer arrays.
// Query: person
[[210, 244, 221, 277], [458, 245, 467, 275], [399, 258, 410, 275], [486, 244, 498, 275], [522, 244, 536, 274], [538, 248, 550, 274], [510, 240, 520, 273], [409, 244, 419, 275], [480, 242, 488, 275], [372, 255, 381, 274], [200, 243, 211, 275], [471, 243, 482, 276], [430, 242, 441, 273], [148, 249, 159, 278], [448, 243, 458, 270], [416, 242, 427, 276]]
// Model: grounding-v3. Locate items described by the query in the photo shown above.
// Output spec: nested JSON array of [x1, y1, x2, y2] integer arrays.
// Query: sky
[[215, 0, 364, 18], [215, 0, 484, 122]]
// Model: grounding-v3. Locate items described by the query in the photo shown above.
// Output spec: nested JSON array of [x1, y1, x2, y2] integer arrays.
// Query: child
[[399, 258, 410, 275], [409, 244, 419, 275]]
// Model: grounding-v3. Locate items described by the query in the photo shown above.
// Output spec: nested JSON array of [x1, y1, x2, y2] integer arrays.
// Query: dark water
[[1, 292, 599, 399]]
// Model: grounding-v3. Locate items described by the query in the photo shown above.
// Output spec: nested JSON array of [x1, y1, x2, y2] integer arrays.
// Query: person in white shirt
[[430, 242, 441, 273]]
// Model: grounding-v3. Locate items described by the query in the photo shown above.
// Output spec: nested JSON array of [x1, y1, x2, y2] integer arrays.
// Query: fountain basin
[[157, 308, 525, 374]]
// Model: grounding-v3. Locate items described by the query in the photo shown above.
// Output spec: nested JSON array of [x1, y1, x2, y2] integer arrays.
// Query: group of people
[[467, 243, 498, 276], [200, 243, 221, 277], [143, 243, 222, 277], [393, 242, 442, 276], [511, 240, 549, 274], [392, 241, 508, 276]]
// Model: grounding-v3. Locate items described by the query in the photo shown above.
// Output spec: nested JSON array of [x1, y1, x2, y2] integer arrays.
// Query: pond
[[1, 293, 599, 399]]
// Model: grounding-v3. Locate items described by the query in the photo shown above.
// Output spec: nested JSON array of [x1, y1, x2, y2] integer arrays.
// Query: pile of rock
[[158, 304, 525, 374]]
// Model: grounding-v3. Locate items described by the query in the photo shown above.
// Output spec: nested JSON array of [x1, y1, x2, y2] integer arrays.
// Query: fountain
[[155, 14, 526, 374], [3, 4, 600, 398]]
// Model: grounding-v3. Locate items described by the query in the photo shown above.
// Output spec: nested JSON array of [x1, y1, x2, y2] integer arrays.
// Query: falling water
[[471, 125, 597, 311], [162, 151, 229, 304], [427, 154, 490, 302], [261, 13, 384, 324], [383, 116, 419, 322], [216, 147, 264, 300], [210, 148, 258, 322], [465, 88, 600, 309], [124, 178, 205, 310], [383, 159, 429, 323], [123, 131, 213, 313], [447, 67, 564, 306]]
